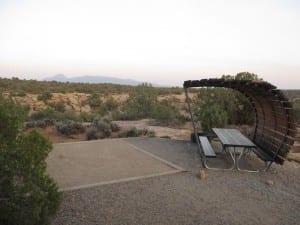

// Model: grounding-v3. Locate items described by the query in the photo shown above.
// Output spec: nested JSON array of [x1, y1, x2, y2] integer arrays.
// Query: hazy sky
[[0, 0, 299, 88]]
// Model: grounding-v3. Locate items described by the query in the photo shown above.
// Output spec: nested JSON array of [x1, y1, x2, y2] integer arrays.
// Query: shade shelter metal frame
[[183, 78, 297, 170]]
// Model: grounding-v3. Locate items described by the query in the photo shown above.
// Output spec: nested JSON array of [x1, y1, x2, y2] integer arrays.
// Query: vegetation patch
[[0, 95, 62, 225], [56, 121, 85, 136]]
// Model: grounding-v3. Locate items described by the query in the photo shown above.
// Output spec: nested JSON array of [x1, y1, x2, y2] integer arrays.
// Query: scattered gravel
[[51, 137, 300, 225]]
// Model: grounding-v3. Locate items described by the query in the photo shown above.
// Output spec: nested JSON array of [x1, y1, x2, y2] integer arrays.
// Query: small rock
[[266, 180, 274, 186], [199, 169, 206, 180]]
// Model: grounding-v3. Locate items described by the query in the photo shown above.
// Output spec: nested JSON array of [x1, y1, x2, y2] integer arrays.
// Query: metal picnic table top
[[212, 128, 256, 148]]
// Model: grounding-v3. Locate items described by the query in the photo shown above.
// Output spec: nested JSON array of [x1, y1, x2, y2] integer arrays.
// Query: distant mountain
[[44, 74, 142, 86]]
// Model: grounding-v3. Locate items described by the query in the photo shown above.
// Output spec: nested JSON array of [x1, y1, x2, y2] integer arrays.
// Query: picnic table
[[212, 128, 257, 170], [198, 128, 275, 171]]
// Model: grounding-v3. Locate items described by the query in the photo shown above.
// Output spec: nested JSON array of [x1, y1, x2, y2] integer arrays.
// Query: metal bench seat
[[251, 147, 274, 162], [199, 136, 216, 158]]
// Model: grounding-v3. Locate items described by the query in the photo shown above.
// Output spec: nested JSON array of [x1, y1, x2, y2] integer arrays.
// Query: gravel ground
[[51, 137, 300, 225]]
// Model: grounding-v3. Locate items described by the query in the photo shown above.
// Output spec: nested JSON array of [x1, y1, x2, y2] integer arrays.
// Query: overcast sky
[[0, 0, 299, 88]]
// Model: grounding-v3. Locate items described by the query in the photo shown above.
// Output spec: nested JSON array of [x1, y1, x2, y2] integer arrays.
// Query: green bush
[[104, 97, 118, 111], [86, 127, 98, 140], [88, 93, 102, 109], [30, 107, 56, 120], [37, 92, 52, 102], [110, 122, 120, 132], [118, 83, 186, 125], [86, 116, 118, 140], [199, 103, 228, 132], [117, 130, 128, 138], [121, 83, 157, 120], [125, 127, 139, 137], [16, 90, 26, 97], [111, 110, 122, 120], [152, 100, 186, 126], [56, 121, 85, 136], [147, 130, 156, 137], [79, 112, 97, 122], [92, 118, 112, 138], [56, 111, 81, 121], [35, 120, 47, 128], [0, 96, 62, 225], [26, 119, 56, 129], [52, 101, 65, 113], [30, 107, 81, 122], [192, 86, 255, 130]]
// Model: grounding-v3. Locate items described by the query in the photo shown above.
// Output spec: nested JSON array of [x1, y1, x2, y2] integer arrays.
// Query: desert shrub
[[95, 105, 109, 116], [152, 100, 186, 126], [31, 108, 81, 122], [55, 111, 81, 121], [121, 83, 157, 120], [92, 117, 112, 138], [86, 127, 98, 140], [86, 116, 116, 140], [111, 110, 122, 120], [101, 116, 111, 123], [37, 91, 52, 102], [25, 120, 36, 129], [56, 121, 85, 136], [104, 97, 118, 111], [138, 128, 149, 136], [51, 101, 65, 113], [191, 72, 259, 129], [92, 118, 112, 137], [16, 90, 26, 97], [88, 93, 102, 108], [117, 127, 138, 138], [118, 127, 153, 138], [31, 107, 56, 120], [117, 130, 128, 138], [26, 119, 55, 129], [0, 96, 62, 225], [91, 97, 118, 117], [110, 122, 120, 132], [43, 118, 55, 126], [35, 120, 47, 128], [79, 112, 97, 122], [125, 127, 139, 137], [147, 130, 156, 137], [192, 86, 255, 131], [118, 83, 186, 125], [199, 103, 228, 132]]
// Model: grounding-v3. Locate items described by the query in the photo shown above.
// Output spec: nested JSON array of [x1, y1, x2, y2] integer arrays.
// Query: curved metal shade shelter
[[183, 78, 297, 164]]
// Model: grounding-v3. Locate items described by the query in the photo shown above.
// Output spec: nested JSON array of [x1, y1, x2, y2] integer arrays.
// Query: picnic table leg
[[202, 144, 235, 170], [236, 148, 259, 172], [224, 147, 235, 170]]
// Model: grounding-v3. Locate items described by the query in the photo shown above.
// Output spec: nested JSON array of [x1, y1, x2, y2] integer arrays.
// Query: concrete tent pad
[[46, 139, 183, 191]]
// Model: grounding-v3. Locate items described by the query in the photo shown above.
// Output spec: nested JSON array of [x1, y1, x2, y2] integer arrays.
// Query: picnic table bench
[[198, 136, 216, 158]]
